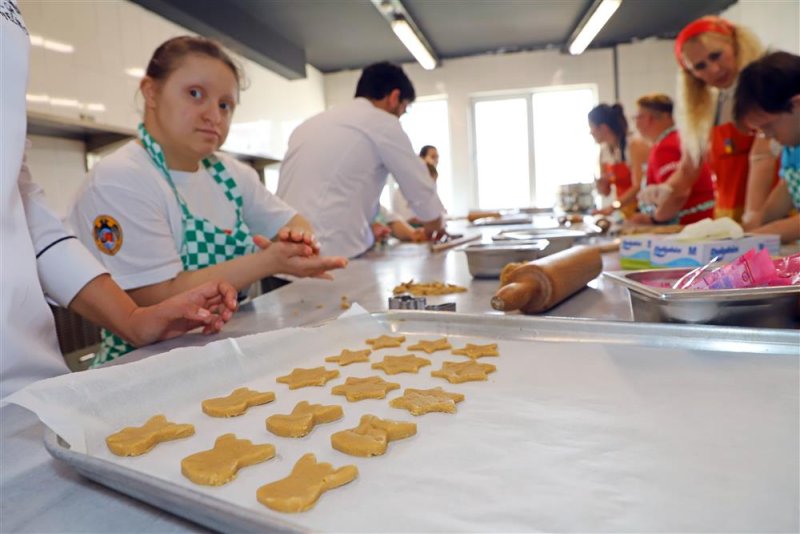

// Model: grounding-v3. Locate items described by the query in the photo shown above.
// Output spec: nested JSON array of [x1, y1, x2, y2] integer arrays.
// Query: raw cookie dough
[[392, 280, 467, 296], [451, 343, 499, 359], [266, 401, 343, 438], [390, 387, 465, 416], [256, 453, 358, 513], [331, 376, 400, 401], [330, 414, 416, 457], [106, 415, 195, 457], [277, 367, 340, 389], [325, 348, 371, 366], [371, 354, 431, 375], [181, 433, 275, 486], [365, 335, 406, 349], [431, 360, 496, 383], [202, 387, 276, 417], [407, 337, 452, 354]]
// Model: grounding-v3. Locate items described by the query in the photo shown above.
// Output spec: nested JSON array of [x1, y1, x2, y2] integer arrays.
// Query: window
[[472, 85, 598, 209], [473, 97, 531, 209]]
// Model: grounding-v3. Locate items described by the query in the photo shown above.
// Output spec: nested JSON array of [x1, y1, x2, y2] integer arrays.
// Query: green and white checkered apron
[[92, 124, 256, 367]]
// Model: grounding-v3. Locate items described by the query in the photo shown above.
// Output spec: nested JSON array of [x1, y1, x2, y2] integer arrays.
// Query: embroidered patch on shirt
[[93, 215, 123, 255]]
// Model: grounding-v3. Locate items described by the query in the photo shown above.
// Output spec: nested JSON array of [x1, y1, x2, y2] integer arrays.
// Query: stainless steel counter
[[1, 230, 791, 532]]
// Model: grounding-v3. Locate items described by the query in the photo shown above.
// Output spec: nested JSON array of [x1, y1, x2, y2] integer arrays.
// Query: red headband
[[674, 16, 734, 68]]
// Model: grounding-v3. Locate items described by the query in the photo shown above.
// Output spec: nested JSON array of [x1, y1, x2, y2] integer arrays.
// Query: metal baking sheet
[[605, 269, 800, 328], [39, 312, 799, 532]]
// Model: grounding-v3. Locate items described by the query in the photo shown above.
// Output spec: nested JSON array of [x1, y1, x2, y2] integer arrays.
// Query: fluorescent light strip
[[391, 19, 437, 70], [568, 0, 622, 55], [125, 67, 146, 78], [49, 98, 81, 108], [28, 34, 74, 53], [26, 93, 50, 104]]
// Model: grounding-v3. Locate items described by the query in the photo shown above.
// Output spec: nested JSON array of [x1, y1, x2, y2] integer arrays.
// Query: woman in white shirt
[[71, 36, 347, 365], [1, 1, 238, 398]]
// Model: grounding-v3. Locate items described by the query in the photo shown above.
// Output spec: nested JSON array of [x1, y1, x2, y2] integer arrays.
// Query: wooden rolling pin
[[491, 245, 603, 314]]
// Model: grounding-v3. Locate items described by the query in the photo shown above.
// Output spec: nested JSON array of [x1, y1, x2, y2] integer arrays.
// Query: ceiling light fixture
[[391, 17, 436, 70], [125, 67, 146, 78], [29, 34, 74, 54], [567, 0, 622, 55], [371, 0, 439, 70]]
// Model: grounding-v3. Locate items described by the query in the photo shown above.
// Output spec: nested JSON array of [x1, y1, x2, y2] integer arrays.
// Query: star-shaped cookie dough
[[325, 348, 371, 366], [276, 367, 340, 389], [451, 343, 499, 359], [331, 376, 400, 401], [431, 360, 496, 383], [371, 354, 431, 375], [390, 387, 464, 416], [365, 335, 406, 349], [407, 337, 452, 354]]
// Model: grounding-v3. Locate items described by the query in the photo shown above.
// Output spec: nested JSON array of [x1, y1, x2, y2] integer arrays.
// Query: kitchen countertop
[[2, 225, 793, 532]]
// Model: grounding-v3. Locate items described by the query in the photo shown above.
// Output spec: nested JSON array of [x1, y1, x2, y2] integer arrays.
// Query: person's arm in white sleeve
[[373, 121, 444, 235], [18, 148, 238, 345], [18, 147, 106, 306]]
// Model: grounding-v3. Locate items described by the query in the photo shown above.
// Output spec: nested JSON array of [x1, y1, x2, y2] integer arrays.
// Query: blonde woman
[[639, 16, 778, 224]]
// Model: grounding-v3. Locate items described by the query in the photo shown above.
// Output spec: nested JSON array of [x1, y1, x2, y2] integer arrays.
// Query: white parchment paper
[[5, 308, 799, 532]]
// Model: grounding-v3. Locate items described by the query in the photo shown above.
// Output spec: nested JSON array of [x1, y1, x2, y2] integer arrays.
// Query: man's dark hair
[[419, 145, 436, 158], [354, 61, 416, 102], [734, 51, 800, 124]]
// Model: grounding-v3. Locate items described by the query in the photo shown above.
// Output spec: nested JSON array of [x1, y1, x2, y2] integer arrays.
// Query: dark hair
[[588, 103, 628, 161], [419, 145, 437, 158], [636, 93, 674, 115], [425, 162, 438, 179], [354, 61, 415, 102], [734, 51, 800, 125], [146, 36, 243, 89]]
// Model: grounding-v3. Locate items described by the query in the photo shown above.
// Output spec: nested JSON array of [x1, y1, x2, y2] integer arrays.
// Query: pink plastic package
[[681, 248, 778, 290], [770, 252, 800, 286]]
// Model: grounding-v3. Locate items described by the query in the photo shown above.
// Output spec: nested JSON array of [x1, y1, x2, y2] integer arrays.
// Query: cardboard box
[[648, 233, 781, 268], [620, 236, 652, 269]]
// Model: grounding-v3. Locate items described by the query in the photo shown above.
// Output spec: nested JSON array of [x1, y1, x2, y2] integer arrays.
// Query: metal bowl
[[460, 240, 550, 278], [492, 228, 585, 255]]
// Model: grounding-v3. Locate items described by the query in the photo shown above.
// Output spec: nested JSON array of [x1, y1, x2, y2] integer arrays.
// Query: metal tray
[[42, 312, 799, 532], [605, 268, 800, 328], [459, 240, 550, 278], [470, 214, 532, 226], [492, 227, 586, 254]]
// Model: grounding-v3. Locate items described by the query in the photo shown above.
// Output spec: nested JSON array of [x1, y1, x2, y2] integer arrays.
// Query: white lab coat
[[1, 1, 106, 398], [277, 98, 444, 258]]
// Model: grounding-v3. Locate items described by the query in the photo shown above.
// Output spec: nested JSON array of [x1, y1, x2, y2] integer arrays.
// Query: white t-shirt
[[1, 1, 106, 399], [277, 98, 444, 258], [70, 141, 296, 290]]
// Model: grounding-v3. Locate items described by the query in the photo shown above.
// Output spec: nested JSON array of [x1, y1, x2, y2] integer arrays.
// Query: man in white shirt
[[277, 62, 444, 258]]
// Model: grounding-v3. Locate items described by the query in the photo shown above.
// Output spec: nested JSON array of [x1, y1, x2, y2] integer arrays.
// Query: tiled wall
[[18, 0, 327, 217], [25, 135, 88, 220]]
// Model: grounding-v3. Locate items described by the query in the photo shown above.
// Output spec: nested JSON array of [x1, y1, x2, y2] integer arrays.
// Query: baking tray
[[459, 240, 550, 278], [41, 312, 799, 532], [605, 268, 800, 328]]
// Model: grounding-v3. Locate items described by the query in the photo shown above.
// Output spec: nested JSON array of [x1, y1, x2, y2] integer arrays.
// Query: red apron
[[603, 161, 636, 218], [707, 123, 753, 221]]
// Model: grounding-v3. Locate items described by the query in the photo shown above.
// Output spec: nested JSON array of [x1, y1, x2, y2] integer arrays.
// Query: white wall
[[18, 0, 326, 215], [25, 135, 88, 220], [721, 0, 800, 54], [323, 0, 800, 215]]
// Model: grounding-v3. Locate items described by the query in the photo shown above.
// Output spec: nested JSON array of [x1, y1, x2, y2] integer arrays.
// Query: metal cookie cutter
[[388, 294, 456, 312]]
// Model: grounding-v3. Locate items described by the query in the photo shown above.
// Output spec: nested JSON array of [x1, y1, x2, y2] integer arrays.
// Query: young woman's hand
[[129, 279, 239, 345], [263, 241, 348, 280], [276, 226, 320, 255]]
